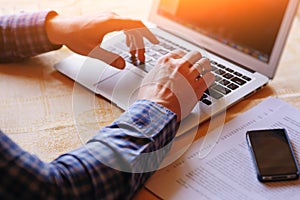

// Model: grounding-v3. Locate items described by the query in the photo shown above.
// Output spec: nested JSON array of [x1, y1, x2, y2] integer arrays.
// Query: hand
[[137, 50, 215, 121], [45, 11, 159, 69]]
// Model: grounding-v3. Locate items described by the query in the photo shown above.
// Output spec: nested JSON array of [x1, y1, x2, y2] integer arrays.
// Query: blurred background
[[1, 0, 299, 17], [0, 0, 153, 19]]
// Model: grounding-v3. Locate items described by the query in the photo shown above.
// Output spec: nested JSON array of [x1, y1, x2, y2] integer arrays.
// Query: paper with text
[[146, 97, 300, 200]]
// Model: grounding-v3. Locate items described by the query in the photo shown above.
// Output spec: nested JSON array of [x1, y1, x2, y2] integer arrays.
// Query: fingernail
[[139, 53, 145, 63]]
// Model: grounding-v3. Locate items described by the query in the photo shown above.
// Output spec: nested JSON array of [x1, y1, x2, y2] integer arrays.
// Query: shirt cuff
[[116, 100, 177, 140], [17, 10, 62, 56], [0, 10, 62, 62]]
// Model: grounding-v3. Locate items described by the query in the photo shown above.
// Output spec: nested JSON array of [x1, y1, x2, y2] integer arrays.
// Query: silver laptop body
[[54, 0, 299, 134]]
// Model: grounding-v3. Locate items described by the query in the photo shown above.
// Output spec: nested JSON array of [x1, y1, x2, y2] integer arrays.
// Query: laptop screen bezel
[[148, 0, 299, 79]]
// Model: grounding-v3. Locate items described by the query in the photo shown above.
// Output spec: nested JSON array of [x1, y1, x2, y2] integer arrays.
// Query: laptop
[[54, 0, 299, 135]]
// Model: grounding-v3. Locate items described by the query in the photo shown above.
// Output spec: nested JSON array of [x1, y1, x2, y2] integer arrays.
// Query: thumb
[[89, 47, 126, 69]]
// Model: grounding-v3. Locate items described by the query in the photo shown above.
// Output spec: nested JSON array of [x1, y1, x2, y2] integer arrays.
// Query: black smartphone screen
[[246, 129, 299, 182]]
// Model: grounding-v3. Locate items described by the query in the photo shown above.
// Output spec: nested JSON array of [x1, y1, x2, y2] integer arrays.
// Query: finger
[[111, 19, 159, 44], [138, 48, 145, 63], [196, 72, 215, 99], [126, 23, 159, 45], [189, 65, 203, 80], [157, 49, 186, 65], [167, 49, 186, 59], [182, 51, 202, 67], [111, 55, 126, 69], [128, 30, 146, 62], [89, 47, 126, 69], [125, 32, 137, 57], [125, 31, 131, 47], [138, 26, 160, 44], [130, 46, 137, 58], [134, 33, 146, 63], [127, 34, 137, 58], [191, 57, 212, 76], [176, 51, 203, 78]]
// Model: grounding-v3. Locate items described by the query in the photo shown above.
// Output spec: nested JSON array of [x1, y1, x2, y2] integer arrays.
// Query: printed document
[[146, 97, 300, 200]]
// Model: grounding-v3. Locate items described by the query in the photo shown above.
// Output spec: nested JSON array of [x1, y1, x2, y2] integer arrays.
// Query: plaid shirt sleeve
[[0, 10, 62, 62], [0, 100, 177, 200]]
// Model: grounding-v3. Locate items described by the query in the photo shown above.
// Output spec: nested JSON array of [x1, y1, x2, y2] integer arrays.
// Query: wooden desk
[[0, 1, 300, 199]]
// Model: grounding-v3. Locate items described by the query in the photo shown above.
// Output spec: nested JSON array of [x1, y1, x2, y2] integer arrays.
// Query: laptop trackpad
[[95, 67, 144, 110]]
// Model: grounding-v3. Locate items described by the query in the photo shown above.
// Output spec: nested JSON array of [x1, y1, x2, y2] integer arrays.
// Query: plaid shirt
[[0, 11, 178, 199], [0, 11, 62, 62]]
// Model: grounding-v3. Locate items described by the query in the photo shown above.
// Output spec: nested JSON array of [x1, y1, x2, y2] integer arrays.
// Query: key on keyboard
[[107, 35, 252, 106]]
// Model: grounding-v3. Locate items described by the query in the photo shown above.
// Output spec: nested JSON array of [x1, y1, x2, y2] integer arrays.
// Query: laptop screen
[[156, 0, 289, 64]]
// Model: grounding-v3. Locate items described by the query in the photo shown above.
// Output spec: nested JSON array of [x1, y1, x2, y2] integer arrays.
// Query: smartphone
[[246, 128, 299, 182]]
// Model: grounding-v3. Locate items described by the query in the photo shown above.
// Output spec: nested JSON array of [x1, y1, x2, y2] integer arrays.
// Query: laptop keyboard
[[106, 35, 252, 106]]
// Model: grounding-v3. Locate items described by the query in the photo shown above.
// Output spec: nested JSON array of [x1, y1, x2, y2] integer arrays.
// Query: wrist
[[138, 98, 180, 122], [45, 11, 62, 45]]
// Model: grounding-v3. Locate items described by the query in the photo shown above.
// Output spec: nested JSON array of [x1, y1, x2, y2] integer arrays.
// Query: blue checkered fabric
[[0, 10, 62, 62], [0, 10, 178, 199], [0, 100, 177, 199]]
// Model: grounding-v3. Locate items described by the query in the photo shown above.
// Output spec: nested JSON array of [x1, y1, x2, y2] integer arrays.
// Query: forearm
[[0, 10, 62, 62], [0, 100, 177, 199], [82, 100, 177, 198]]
